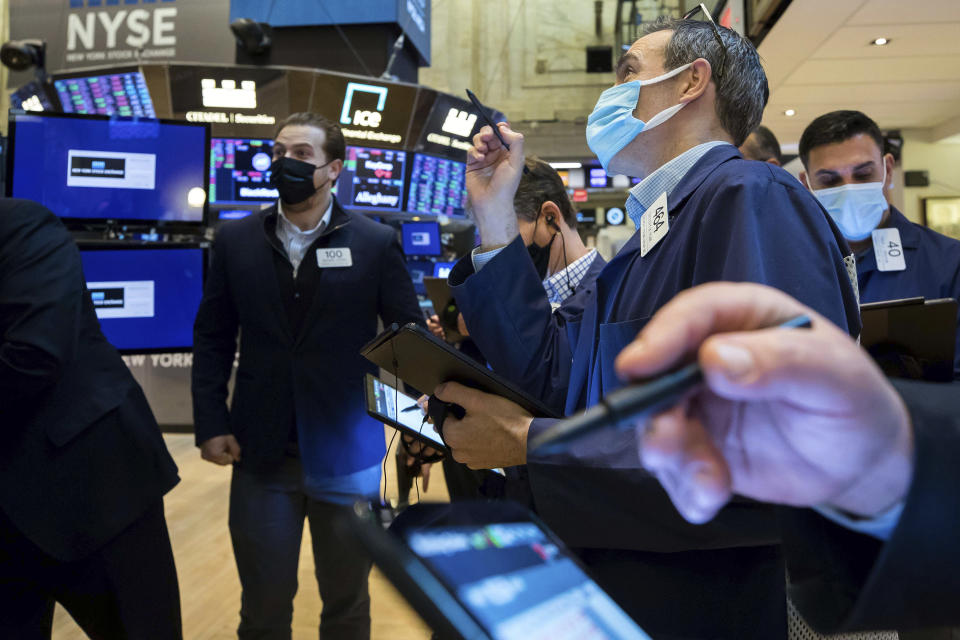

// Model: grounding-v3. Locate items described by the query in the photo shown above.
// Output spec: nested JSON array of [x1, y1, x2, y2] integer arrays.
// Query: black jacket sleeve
[[377, 230, 425, 329], [783, 379, 960, 633], [191, 229, 240, 445], [0, 200, 83, 410]]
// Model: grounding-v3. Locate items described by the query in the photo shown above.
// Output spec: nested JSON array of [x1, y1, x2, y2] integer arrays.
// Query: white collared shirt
[[275, 199, 333, 277]]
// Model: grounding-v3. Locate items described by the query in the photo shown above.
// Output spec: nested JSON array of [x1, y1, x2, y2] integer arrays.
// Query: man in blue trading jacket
[[799, 110, 960, 378], [433, 13, 860, 640], [192, 113, 422, 640]]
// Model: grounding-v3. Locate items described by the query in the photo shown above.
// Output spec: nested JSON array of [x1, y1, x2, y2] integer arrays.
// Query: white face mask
[[808, 165, 888, 242], [585, 63, 693, 171]]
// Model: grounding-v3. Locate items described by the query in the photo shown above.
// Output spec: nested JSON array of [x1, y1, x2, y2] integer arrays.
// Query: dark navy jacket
[[192, 200, 422, 478], [0, 198, 179, 561], [450, 146, 861, 638], [857, 206, 960, 377]]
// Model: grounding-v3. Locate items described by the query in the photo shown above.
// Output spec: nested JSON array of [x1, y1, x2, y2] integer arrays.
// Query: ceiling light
[[550, 162, 582, 169], [871, 37, 890, 46], [784, 109, 796, 117]]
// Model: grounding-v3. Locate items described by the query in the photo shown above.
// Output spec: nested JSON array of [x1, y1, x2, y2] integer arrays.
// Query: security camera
[[1, 39, 46, 73], [230, 18, 272, 56]]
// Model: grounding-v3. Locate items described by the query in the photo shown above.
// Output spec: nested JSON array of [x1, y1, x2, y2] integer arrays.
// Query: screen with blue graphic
[[209, 138, 277, 205], [335, 146, 406, 211], [407, 154, 467, 217], [53, 71, 155, 117], [79, 247, 205, 353], [405, 260, 433, 295], [8, 112, 208, 223], [402, 221, 442, 257], [404, 521, 651, 640], [433, 261, 455, 278]]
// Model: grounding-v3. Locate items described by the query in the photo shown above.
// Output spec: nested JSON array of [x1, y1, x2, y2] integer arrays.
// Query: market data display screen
[[209, 138, 277, 205], [404, 521, 651, 640], [407, 154, 467, 217], [336, 146, 406, 211], [402, 221, 442, 257], [79, 247, 205, 352], [54, 71, 156, 117], [8, 113, 208, 224]]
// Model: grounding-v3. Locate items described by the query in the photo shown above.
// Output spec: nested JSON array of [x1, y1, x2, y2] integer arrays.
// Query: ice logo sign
[[441, 108, 477, 138], [340, 82, 388, 128]]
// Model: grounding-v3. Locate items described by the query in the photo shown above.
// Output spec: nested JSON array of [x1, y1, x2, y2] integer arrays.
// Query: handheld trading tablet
[[360, 323, 560, 420], [860, 297, 957, 382], [348, 501, 652, 640], [364, 374, 447, 452]]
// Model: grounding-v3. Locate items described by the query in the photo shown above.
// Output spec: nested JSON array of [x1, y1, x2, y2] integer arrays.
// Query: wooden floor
[[52, 430, 448, 639]]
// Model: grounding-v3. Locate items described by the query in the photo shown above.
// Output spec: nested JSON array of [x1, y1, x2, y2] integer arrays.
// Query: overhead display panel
[[336, 146, 407, 212], [409, 91, 502, 161], [311, 73, 417, 150], [167, 64, 293, 138], [53, 67, 155, 117]]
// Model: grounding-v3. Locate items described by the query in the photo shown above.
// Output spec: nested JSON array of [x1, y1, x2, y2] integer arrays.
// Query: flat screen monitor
[[7, 112, 210, 225], [402, 221, 442, 257], [10, 81, 59, 112], [337, 146, 406, 212], [53, 69, 156, 117], [209, 138, 277, 205], [433, 261, 456, 279], [406, 259, 433, 296], [78, 245, 206, 353], [407, 153, 467, 217]]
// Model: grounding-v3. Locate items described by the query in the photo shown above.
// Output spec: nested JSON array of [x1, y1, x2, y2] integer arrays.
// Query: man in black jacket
[[192, 113, 422, 640], [0, 198, 181, 638]]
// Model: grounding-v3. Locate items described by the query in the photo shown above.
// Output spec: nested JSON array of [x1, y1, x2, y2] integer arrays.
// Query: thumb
[[226, 436, 242, 462]]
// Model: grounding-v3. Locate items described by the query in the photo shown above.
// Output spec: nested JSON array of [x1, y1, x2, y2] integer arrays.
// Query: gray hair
[[643, 18, 768, 147]]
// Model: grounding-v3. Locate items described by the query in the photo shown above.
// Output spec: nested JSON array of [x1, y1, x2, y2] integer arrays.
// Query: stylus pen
[[465, 89, 530, 175], [401, 405, 421, 413], [529, 314, 813, 454]]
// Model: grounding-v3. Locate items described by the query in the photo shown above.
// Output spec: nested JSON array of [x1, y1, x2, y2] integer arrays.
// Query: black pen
[[529, 314, 813, 454], [401, 405, 422, 413], [465, 89, 530, 175]]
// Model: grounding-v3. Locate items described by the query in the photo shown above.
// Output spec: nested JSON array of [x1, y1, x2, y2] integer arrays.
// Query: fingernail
[[712, 342, 754, 381]]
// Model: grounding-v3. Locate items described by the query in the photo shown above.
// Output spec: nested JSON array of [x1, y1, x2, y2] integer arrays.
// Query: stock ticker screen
[[209, 138, 278, 205], [405, 522, 651, 640], [54, 71, 156, 117], [407, 153, 467, 217], [336, 146, 406, 212]]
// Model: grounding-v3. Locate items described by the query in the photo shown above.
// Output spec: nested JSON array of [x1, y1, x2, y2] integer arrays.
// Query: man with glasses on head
[[433, 6, 860, 639]]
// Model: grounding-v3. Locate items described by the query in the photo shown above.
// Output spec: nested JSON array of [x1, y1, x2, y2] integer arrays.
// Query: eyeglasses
[[682, 2, 728, 82]]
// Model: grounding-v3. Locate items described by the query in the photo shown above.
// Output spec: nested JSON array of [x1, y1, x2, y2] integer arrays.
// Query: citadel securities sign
[[8, 0, 233, 79]]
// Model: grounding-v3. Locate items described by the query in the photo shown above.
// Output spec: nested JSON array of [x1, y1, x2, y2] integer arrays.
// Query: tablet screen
[[366, 375, 445, 448], [404, 521, 651, 640]]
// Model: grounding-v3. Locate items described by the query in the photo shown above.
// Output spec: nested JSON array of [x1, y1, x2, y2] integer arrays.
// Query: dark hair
[[642, 18, 768, 147], [274, 112, 346, 164], [742, 125, 781, 163], [798, 110, 884, 168], [513, 157, 577, 229]]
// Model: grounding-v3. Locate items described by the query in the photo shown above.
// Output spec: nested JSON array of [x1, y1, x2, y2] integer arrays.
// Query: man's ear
[[799, 169, 811, 191], [882, 153, 895, 189], [326, 158, 344, 183], [539, 201, 563, 230], [678, 58, 712, 102]]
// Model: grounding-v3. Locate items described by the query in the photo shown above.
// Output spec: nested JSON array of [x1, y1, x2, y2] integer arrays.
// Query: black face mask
[[527, 233, 555, 280], [269, 157, 331, 205]]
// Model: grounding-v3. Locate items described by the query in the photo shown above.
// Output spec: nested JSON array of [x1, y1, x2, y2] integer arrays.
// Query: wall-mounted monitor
[[209, 138, 277, 205], [6, 112, 209, 226], [52, 68, 155, 117], [10, 81, 60, 112], [78, 244, 207, 353], [407, 153, 467, 217], [336, 145, 406, 212], [402, 221, 442, 257]]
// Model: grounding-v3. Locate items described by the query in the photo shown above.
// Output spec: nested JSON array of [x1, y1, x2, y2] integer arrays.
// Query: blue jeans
[[229, 457, 371, 640]]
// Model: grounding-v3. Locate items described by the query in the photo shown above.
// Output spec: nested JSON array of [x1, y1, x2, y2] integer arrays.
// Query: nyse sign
[[8, 0, 233, 77]]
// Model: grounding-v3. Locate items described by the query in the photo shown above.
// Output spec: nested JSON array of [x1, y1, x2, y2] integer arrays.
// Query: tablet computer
[[360, 323, 559, 419], [348, 500, 652, 640], [423, 276, 465, 342], [860, 297, 957, 381], [364, 373, 447, 452]]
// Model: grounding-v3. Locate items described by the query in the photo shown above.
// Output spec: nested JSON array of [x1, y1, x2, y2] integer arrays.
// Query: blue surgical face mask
[[586, 63, 693, 172], [810, 165, 888, 242]]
